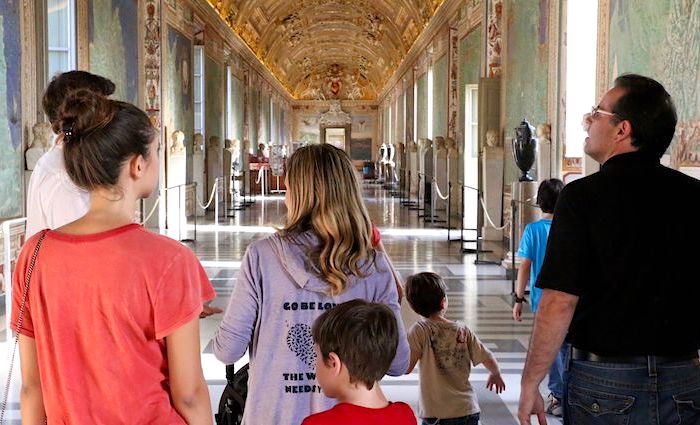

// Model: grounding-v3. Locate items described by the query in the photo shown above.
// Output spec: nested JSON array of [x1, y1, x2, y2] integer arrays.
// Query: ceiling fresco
[[207, 0, 445, 100]]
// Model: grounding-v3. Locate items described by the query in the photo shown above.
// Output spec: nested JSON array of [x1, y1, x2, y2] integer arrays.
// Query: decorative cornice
[[186, 0, 295, 104], [378, 0, 464, 102]]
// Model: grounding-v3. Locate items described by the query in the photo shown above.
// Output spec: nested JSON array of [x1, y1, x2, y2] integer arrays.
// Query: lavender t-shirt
[[213, 230, 409, 425]]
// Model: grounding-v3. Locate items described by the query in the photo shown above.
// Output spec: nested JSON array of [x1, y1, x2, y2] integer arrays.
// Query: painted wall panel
[[433, 55, 448, 138], [0, 0, 22, 218], [205, 54, 224, 146], [504, 0, 549, 182], [459, 25, 482, 159], [608, 0, 700, 166], [417, 74, 428, 139], [88, 0, 139, 104]]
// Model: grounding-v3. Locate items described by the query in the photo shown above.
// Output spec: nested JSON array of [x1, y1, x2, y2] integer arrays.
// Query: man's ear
[[328, 352, 343, 376], [128, 154, 145, 179], [617, 119, 633, 141]]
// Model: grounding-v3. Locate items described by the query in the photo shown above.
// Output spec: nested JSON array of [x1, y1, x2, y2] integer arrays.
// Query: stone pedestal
[[512, 180, 540, 250], [434, 141, 449, 213], [192, 150, 205, 216], [481, 147, 504, 240], [448, 149, 462, 224], [537, 137, 552, 180], [420, 142, 433, 214], [408, 148, 419, 197], [166, 149, 187, 240], [502, 180, 539, 269], [223, 142, 234, 211]]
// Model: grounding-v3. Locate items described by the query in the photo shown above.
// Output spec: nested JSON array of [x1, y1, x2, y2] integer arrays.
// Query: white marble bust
[[170, 130, 186, 155], [193, 133, 204, 154], [26, 122, 54, 170], [445, 137, 459, 155]]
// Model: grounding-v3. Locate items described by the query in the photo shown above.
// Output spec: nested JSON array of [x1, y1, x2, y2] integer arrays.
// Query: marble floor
[[1, 183, 562, 424]]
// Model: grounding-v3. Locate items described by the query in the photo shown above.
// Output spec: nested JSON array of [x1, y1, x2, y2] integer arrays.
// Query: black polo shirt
[[536, 151, 700, 356]]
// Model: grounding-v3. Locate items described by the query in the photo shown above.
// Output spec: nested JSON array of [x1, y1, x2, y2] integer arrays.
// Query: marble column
[[481, 130, 505, 240]]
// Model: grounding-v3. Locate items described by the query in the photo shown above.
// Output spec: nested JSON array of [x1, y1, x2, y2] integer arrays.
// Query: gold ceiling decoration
[[208, 0, 445, 100]]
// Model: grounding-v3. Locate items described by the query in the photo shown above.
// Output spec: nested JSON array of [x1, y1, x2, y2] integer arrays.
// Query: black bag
[[215, 363, 249, 425]]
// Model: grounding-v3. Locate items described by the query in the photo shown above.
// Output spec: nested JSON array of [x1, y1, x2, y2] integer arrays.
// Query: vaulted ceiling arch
[[207, 0, 445, 100]]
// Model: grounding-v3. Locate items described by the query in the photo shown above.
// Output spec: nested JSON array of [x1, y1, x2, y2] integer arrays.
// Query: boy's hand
[[513, 302, 523, 321], [486, 373, 506, 394]]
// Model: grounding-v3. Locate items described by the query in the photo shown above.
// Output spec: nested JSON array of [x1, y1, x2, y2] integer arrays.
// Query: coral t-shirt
[[301, 402, 416, 425], [371, 224, 381, 247], [11, 224, 215, 424]]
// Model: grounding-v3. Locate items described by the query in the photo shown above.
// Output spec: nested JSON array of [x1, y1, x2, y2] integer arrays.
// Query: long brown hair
[[281, 144, 375, 295]]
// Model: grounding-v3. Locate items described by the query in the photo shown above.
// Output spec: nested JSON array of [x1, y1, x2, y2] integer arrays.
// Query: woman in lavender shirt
[[213, 144, 409, 425]]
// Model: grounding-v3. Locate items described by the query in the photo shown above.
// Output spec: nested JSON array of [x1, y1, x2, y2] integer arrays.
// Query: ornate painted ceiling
[[207, 0, 445, 100]]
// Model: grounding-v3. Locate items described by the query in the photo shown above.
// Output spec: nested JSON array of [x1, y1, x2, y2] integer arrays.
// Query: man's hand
[[200, 303, 223, 318], [486, 373, 506, 394], [518, 384, 547, 425], [513, 302, 523, 321]]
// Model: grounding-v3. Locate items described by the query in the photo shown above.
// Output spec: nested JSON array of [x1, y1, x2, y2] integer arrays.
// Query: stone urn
[[512, 119, 537, 182]]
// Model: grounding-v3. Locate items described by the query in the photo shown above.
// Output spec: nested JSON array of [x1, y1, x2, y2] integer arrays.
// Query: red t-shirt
[[301, 402, 416, 425], [371, 224, 382, 247], [11, 224, 215, 423]]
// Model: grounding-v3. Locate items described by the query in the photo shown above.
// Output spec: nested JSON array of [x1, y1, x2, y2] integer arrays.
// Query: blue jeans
[[548, 344, 570, 400], [565, 357, 700, 424], [421, 413, 480, 425]]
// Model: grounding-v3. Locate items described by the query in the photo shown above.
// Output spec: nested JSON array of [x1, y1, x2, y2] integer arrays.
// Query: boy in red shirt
[[302, 300, 416, 425]]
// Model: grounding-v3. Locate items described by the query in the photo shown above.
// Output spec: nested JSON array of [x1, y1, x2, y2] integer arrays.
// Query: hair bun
[[57, 89, 115, 141]]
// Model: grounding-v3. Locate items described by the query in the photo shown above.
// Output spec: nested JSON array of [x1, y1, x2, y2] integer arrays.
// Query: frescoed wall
[[296, 111, 320, 144], [205, 54, 224, 146], [250, 87, 259, 146], [165, 26, 193, 180], [229, 74, 244, 142], [459, 25, 482, 159], [88, 0, 139, 104], [608, 0, 700, 167], [397, 92, 405, 143], [504, 0, 549, 183], [0, 0, 22, 218], [433, 55, 448, 138], [417, 73, 428, 139], [261, 92, 270, 144]]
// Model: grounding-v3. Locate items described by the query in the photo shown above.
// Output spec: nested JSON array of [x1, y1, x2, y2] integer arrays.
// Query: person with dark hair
[[512, 178, 565, 417], [301, 300, 415, 425], [25, 71, 116, 238], [405, 272, 505, 425], [519, 74, 700, 425], [11, 90, 215, 423], [213, 144, 409, 425]]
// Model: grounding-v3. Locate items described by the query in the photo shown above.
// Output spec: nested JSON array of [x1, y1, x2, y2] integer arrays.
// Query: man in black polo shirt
[[518, 74, 700, 425]]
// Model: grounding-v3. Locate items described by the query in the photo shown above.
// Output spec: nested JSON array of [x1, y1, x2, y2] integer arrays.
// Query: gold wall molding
[[596, 0, 610, 100]]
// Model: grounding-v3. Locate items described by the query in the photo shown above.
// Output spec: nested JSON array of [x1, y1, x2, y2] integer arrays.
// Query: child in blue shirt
[[513, 178, 565, 417]]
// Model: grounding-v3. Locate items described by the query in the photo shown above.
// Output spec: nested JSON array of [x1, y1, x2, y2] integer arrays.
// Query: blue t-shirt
[[516, 218, 552, 312]]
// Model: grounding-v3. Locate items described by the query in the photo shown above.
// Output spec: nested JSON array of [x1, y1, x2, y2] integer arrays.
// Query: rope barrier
[[196, 180, 219, 210], [432, 180, 450, 200], [141, 196, 161, 224], [479, 194, 510, 230]]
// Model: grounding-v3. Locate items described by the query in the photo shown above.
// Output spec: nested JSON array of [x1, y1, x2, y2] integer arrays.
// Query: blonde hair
[[281, 144, 375, 295]]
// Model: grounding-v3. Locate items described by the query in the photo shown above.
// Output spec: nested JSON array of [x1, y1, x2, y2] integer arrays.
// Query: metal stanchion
[[511, 198, 517, 293], [447, 181, 452, 241], [165, 182, 197, 243]]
